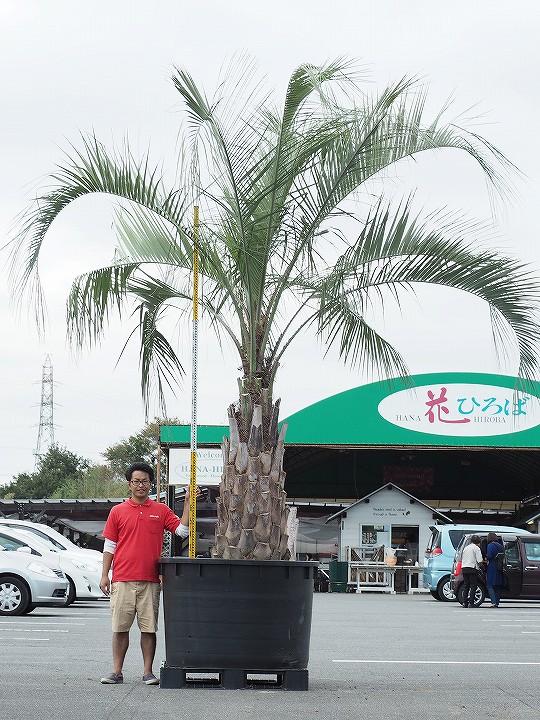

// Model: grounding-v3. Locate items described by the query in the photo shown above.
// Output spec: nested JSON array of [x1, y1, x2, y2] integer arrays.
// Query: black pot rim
[[160, 556, 318, 567]]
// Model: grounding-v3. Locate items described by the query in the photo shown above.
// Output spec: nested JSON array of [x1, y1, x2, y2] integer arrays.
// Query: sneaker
[[143, 673, 159, 685], [101, 672, 123, 684]]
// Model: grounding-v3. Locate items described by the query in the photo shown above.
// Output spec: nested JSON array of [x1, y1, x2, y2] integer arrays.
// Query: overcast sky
[[1, 1, 539, 486]]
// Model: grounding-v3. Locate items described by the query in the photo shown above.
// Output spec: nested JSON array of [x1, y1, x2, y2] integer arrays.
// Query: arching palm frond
[[308, 199, 540, 381], [67, 263, 140, 347], [10, 134, 191, 329], [126, 272, 246, 410]]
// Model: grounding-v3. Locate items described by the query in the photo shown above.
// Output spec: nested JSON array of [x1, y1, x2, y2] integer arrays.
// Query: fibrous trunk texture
[[211, 400, 290, 560]]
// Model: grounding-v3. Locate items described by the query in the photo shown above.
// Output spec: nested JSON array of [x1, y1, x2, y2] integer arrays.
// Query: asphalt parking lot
[[2, 592, 540, 719]]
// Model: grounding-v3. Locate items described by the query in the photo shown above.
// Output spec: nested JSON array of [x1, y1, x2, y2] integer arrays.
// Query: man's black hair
[[125, 461, 155, 483]]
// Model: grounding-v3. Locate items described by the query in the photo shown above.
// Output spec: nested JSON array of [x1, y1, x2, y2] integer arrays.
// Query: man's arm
[[474, 545, 485, 566], [179, 486, 192, 526], [100, 551, 114, 596], [100, 507, 118, 594], [167, 485, 202, 536]]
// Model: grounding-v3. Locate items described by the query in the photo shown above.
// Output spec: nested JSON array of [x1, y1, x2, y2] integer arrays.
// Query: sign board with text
[[169, 448, 223, 486]]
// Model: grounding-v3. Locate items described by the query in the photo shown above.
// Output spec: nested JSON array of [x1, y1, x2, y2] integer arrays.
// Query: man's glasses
[[130, 480, 151, 486]]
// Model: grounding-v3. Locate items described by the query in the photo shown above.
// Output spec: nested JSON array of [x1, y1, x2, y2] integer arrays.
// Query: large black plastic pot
[[159, 557, 316, 688]]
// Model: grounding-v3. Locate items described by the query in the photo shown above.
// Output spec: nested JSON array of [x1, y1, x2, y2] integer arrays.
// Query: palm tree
[[10, 58, 540, 560]]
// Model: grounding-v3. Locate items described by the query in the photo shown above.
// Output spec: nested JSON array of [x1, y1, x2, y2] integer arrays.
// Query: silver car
[[0, 531, 68, 615]]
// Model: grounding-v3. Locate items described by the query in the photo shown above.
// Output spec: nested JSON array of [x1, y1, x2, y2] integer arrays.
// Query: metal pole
[[189, 206, 199, 558], [156, 441, 162, 501], [162, 447, 172, 557]]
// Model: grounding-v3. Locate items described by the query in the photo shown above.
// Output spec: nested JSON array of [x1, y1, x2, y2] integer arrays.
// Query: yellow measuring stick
[[189, 206, 199, 558]]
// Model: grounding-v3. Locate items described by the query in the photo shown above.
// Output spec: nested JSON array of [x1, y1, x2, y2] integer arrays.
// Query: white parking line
[[333, 660, 540, 665], [0, 621, 84, 625], [453, 610, 540, 614], [481, 619, 538, 622], [0, 628, 69, 633], [53, 614, 107, 618]]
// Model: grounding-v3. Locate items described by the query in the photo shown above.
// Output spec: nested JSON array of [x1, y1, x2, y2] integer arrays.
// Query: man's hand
[[180, 485, 204, 526], [99, 575, 111, 596], [184, 485, 203, 502]]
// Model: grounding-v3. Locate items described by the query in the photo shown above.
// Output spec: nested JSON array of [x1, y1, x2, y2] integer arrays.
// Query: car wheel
[[21, 603, 36, 615], [430, 589, 441, 600], [457, 583, 486, 607], [437, 576, 456, 602], [0, 575, 30, 616], [65, 578, 76, 606], [472, 584, 486, 607]]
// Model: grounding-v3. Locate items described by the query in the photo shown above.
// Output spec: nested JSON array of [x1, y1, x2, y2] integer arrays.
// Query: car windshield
[[14, 526, 64, 550], [455, 536, 467, 554], [448, 531, 467, 550], [35, 525, 82, 552], [456, 534, 484, 556], [11, 528, 57, 553], [426, 529, 440, 552], [0, 532, 29, 552]]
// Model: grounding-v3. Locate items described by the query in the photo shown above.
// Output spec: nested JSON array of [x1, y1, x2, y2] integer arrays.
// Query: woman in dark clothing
[[486, 532, 505, 607]]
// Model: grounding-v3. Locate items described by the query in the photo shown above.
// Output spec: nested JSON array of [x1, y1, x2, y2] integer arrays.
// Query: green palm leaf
[[309, 199, 540, 381]]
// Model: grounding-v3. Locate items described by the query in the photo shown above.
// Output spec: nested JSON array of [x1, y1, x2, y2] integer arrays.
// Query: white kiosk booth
[[326, 483, 451, 593]]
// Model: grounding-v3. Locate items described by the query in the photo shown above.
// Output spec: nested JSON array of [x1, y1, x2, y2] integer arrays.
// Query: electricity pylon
[[34, 354, 55, 468]]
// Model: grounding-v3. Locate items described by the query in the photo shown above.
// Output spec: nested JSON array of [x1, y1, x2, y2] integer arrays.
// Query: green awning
[[161, 373, 540, 449]]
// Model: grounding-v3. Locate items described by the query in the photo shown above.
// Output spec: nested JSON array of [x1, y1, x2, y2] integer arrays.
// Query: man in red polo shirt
[[99, 461, 196, 686]]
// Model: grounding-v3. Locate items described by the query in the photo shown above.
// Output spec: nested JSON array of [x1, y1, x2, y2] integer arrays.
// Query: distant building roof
[[325, 483, 452, 523]]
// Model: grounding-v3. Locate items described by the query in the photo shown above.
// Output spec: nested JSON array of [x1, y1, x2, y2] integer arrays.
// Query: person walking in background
[[460, 535, 484, 608], [486, 532, 505, 608], [99, 461, 197, 686]]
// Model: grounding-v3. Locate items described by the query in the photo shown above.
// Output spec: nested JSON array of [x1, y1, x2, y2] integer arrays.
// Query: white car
[[0, 531, 68, 615], [0, 519, 103, 563], [0, 522, 104, 605]]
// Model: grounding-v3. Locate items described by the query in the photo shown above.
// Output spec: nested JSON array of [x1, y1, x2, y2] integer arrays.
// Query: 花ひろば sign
[[378, 383, 540, 438]]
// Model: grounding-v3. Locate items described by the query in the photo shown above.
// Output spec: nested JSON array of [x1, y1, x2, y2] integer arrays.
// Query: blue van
[[423, 523, 530, 601]]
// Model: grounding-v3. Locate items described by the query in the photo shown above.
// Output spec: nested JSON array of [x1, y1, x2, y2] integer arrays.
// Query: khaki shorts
[[110, 581, 161, 633]]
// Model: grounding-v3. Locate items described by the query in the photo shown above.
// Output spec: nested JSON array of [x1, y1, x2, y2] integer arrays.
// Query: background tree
[[2, 444, 90, 499], [103, 417, 183, 486], [51, 464, 127, 500], [0, 420, 179, 501], [10, 59, 540, 559]]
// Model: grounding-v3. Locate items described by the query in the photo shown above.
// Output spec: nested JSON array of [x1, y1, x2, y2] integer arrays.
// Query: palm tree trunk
[[212, 400, 291, 560]]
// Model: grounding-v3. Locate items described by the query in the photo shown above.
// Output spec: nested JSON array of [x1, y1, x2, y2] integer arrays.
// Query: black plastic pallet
[[160, 663, 308, 690]]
